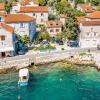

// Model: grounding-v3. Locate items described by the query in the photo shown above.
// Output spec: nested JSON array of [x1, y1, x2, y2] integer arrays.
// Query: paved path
[[0, 47, 98, 69]]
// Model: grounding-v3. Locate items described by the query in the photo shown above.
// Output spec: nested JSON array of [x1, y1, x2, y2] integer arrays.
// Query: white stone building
[[19, 6, 48, 24], [5, 14, 36, 39], [45, 20, 62, 37], [11, 0, 39, 13], [79, 11, 100, 48], [0, 23, 15, 58]]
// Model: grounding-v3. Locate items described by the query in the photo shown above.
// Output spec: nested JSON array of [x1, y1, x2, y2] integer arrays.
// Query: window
[[56, 29, 59, 32], [87, 32, 89, 36], [41, 19, 43, 22], [0, 36, 5, 41], [50, 29, 54, 32], [94, 32, 96, 36], [33, 13, 35, 16], [20, 23, 24, 28], [56, 23, 58, 26], [41, 13, 43, 16], [0, 17, 1, 22]]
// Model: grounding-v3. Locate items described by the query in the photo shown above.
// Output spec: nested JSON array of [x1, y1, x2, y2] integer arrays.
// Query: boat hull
[[18, 81, 28, 86]]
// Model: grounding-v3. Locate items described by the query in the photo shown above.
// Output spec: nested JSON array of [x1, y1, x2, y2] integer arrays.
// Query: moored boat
[[18, 68, 29, 86]]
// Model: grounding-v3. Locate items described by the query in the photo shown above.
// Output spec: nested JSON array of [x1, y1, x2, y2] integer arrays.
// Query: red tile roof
[[21, 0, 29, 5], [86, 11, 100, 19], [0, 22, 14, 32], [45, 20, 62, 28], [5, 14, 36, 23], [20, 6, 48, 12], [78, 4, 95, 13], [81, 21, 100, 25]]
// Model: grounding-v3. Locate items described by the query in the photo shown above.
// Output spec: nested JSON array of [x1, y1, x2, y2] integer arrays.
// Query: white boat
[[18, 68, 29, 86]]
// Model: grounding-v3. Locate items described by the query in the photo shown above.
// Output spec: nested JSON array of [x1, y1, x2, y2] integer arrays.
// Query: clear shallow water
[[0, 63, 100, 100]]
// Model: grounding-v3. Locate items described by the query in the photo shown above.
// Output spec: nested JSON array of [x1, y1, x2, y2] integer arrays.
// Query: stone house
[[79, 11, 100, 48], [0, 23, 15, 58], [45, 20, 62, 37], [4, 14, 36, 39], [11, 0, 39, 13], [19, 6, 48, 24]]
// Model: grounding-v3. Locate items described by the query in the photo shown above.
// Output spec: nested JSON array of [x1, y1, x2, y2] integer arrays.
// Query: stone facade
[[7, 22, 36, 39], [80, 25, 100, 48], [0, 24, 15, 58]]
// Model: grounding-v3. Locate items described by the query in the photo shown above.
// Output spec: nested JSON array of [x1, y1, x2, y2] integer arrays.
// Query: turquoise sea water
[[0, 63, 100, 100]]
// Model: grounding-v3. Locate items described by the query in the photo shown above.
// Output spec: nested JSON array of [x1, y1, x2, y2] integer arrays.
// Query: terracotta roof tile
[[78, 4, 95, 13], [5, 14, 36, 23], [45, 20, 62, 28], [86, 11, 100, 18], [81, 21, 100, 25], [20, 6, 48, 12], [21, 0, 29, 5], [0, 22, 14, 32]]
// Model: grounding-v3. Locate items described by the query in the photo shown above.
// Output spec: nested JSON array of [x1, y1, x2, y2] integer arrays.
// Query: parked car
[[22, 46, 28, 52], [56, 39, 64, 45], [18, 50, 25, 55]]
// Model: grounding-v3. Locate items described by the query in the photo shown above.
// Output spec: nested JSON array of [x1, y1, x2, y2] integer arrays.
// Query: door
[[1, 52, 6, 58]]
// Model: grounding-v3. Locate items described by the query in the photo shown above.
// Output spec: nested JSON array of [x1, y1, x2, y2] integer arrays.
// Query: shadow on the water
[[29, 72, 38, 88]]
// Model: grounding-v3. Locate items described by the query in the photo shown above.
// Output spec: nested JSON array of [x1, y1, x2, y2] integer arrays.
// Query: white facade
[[20, 12, 48, 24], [0, 27, 15, 57], [12, 1, 39, 13], [7, 21, 36, 39], [46, 27, 62, 36], [80, 25, 100, 48], [12, 3, 21, 13]]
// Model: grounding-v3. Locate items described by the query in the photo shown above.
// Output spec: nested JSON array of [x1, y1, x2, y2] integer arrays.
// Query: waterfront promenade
[[0, 47, 98, 71]]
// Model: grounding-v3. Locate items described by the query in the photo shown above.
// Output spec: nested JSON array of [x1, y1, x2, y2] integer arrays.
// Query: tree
[[16, 34, 31, 45], [73, 9, 86, 16], [22, 35, 31, 45], [47, 0, 56, 6], [55, 0, 70, 14], [91, 0, 100, 6], [5, 1, 12, 14], [75, 0, 85, 5], [63, 8, 80, 40], [38, 0, 48, 5], [48, 13, 56, 20], [56, 32, 63, 40], [38, 31, 50, 41]]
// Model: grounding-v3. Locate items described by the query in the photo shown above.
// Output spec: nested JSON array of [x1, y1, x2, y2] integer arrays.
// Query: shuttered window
[[0, 36, 5, 41]]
